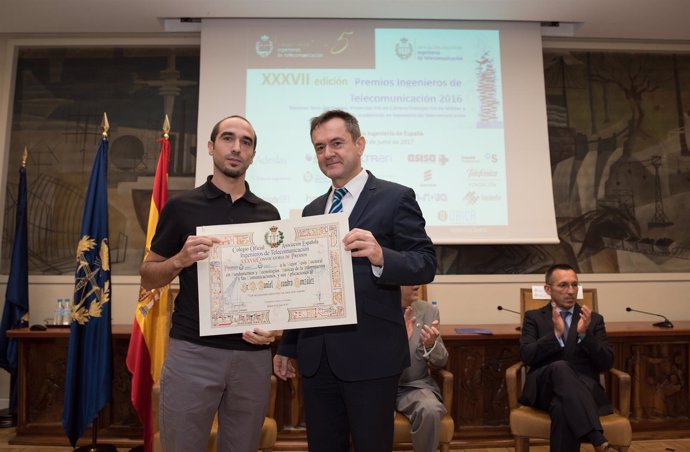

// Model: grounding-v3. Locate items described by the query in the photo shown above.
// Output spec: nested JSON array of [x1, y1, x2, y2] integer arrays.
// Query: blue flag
[[0, 163, 29, 411], [62, 136, 112, 447]]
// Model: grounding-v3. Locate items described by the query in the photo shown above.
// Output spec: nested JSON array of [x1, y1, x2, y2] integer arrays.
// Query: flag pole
[[69, 114, 116, 452]]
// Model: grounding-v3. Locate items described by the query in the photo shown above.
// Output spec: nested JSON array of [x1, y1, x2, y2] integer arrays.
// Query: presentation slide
[[246, 27, 507, 228], [197, 19, 558, 244]]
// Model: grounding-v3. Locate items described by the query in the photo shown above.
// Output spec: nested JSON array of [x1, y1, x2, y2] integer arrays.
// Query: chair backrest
[[419, 284, 428, 301], [519, 287, 598, 322]]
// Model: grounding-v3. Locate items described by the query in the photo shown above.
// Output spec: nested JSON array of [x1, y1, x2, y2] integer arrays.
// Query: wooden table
[[8, 321, 690, 448], [7, 325, 141, 448]]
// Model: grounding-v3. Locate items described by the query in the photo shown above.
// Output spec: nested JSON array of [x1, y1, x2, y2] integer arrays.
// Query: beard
[[218, 166, 247, 178], [214, 157, 248, 179]]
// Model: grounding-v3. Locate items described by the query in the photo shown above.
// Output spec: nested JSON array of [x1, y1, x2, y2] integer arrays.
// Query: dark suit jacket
[[519, 302, 614, 415], [278, 171, 437, 381]]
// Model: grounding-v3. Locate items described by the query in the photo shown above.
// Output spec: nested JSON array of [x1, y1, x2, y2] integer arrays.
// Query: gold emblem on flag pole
[[163, 114, 170, 139], [101, 112, 109, 138]]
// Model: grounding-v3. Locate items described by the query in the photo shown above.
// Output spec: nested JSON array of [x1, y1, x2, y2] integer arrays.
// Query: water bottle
[[61, 297, 72, 325], [53, 298, 63, 325]]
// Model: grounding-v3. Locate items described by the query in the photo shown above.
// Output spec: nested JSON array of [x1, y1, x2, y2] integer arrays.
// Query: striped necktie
[[560, 310, 571, 341], [329, 187, 348, 214]]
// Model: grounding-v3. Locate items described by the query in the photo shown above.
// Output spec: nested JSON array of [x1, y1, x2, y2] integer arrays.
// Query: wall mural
[[2, 47, 199, 275], [437, 51, 690, 274], [3, 49, 690, 275]]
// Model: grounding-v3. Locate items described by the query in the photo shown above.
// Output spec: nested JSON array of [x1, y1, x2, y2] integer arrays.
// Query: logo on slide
[[256, 35, 274, 58], [464, 191, 480, 205], [395, 38, 414, 60]]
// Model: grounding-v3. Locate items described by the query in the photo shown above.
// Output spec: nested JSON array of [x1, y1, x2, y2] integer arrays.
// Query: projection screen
[[196, 19, 558, 244]]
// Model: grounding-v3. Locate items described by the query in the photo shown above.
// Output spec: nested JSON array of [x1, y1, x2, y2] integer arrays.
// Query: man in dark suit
[[273, 110, 437, 452], [519, 263, 618, 452]]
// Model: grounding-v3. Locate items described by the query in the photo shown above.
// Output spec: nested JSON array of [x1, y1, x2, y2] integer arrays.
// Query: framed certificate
[[197, 213, 356, 336]]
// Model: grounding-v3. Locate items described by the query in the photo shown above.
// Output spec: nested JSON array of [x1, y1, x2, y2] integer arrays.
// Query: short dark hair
[[545, 263, 577, 284], [209, 115, 257, 150], [310, 109, 361, 143]]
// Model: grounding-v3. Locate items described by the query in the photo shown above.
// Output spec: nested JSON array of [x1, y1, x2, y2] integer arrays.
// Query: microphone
[[497, 305, 521, 331], [626, 307, 674, 328]]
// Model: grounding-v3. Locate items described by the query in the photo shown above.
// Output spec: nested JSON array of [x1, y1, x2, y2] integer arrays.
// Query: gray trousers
[[396, 386, 446, 452], [160, 338, 272, 452]]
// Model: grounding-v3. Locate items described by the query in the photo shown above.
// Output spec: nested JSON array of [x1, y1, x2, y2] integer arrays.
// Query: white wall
[[5, 276, 145, 326]]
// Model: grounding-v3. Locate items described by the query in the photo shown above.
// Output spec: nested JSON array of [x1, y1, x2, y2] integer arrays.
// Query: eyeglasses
[[550, 283, 580, 290]]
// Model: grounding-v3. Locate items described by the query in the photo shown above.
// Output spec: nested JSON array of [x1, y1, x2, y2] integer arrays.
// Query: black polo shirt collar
[[202, 175, 263, 205]]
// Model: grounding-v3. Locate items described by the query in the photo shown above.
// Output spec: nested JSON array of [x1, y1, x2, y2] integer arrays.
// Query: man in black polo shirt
[[140, 115, 280, 452]]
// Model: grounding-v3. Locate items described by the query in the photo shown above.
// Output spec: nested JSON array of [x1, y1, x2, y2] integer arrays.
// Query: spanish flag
[[126, 117, 172, 452]]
